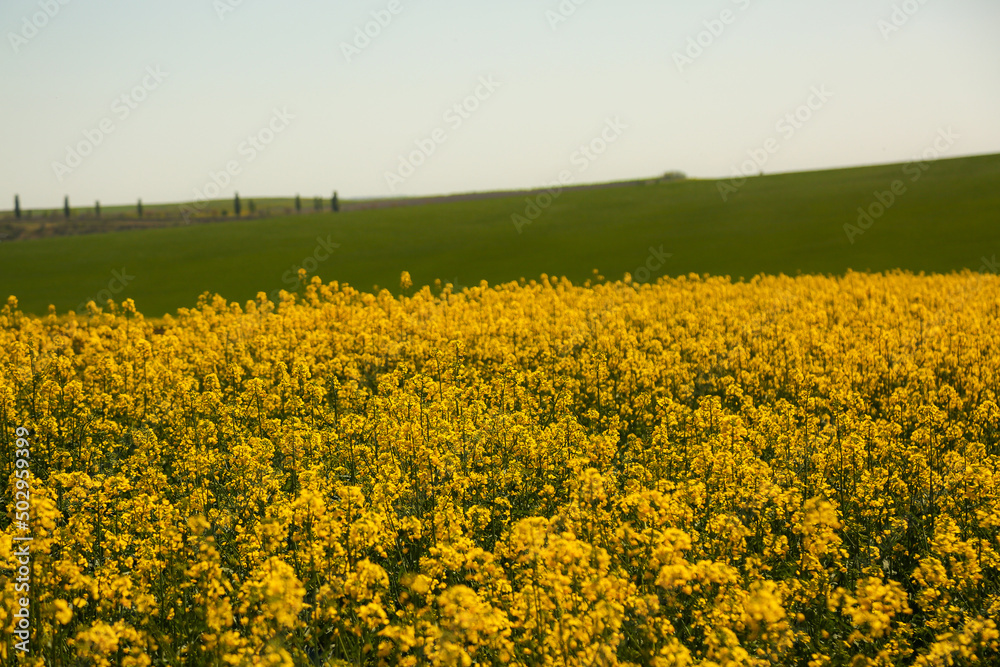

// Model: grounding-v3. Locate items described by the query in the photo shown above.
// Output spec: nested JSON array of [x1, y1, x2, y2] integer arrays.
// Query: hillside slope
[[1, 153, 998, 316]]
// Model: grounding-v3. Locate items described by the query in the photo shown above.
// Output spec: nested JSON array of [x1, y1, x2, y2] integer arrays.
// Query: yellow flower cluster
[[2, 270, 1000, 666]]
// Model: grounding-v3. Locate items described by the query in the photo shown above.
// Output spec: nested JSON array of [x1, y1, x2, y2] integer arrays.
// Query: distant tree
[[295, 194, 302, 213], [660, 171, 686, 182], [248, 199, 256, 215], [14, 195, 21, 219], [332, 191, 340, 213], [64, 196, 70, 219], [95, 201, 101, 218], [137, 199, 143, 218], [234, 192, 242, 217], [314, 196, 321, 212]]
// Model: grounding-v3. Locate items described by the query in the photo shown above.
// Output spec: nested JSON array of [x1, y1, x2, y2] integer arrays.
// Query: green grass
[[2, 153, 998, 317]]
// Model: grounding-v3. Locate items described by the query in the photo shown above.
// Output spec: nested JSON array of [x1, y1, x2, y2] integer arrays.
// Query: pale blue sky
[[2, 0, 998, 208]]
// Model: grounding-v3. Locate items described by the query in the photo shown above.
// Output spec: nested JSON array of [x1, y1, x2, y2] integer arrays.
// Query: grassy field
[[1, 153, 998, 317]]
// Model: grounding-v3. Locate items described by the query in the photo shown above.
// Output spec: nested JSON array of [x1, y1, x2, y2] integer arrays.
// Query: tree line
[[8, 191, 341, 220]]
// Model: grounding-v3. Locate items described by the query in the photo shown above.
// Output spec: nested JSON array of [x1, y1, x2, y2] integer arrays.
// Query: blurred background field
[[1, 152, 998, 317]]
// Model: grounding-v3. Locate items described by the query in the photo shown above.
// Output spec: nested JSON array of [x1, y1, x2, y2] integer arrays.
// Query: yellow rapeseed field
[[2, 270, 1000, 666]]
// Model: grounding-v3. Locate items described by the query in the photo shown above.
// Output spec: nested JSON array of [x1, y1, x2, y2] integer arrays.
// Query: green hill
[[2, 153, 998, 317]]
